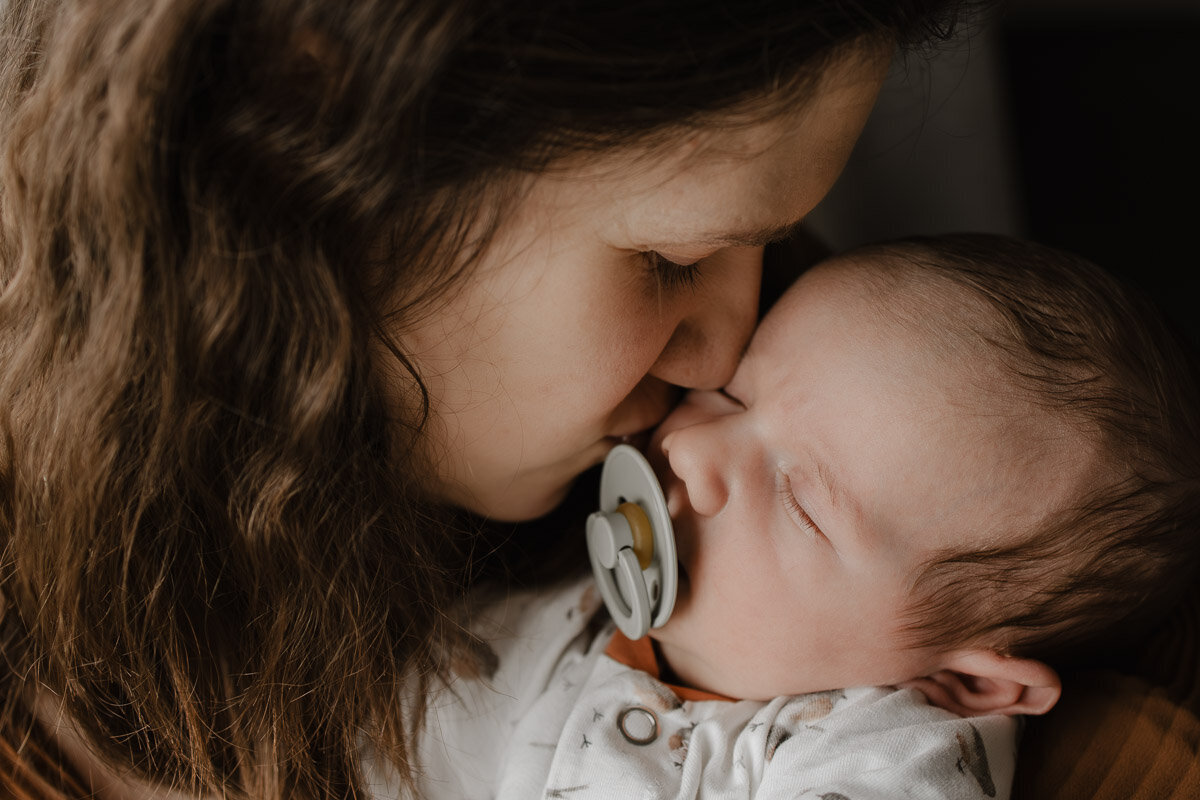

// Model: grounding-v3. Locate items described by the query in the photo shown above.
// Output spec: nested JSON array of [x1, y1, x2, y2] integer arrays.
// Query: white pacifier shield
[[586, 444, 678, 639]]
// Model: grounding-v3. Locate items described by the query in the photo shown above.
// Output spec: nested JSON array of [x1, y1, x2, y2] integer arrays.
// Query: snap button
[[617, 706, 659, 745]]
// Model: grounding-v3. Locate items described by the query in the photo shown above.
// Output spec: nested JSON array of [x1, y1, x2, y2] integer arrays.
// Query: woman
[[0, 1, 987, 797]]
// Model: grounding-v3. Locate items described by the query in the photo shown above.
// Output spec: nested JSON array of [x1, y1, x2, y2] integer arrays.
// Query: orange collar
[[604, 630, 735, 703]]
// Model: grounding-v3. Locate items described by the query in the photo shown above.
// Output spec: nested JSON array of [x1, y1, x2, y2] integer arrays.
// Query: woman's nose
[[661, 421, 730, 518], [648, 247, 761, 390]]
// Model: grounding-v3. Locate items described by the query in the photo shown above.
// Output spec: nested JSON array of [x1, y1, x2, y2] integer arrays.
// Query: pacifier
[[586, 443, 678, 640]]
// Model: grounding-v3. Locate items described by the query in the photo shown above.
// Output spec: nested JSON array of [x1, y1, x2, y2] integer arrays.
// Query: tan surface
[[1015, 584, 1200, 799]]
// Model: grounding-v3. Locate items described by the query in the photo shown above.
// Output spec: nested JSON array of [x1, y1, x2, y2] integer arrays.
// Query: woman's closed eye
[[776, 471, 823, 540], [643, 250, 703, 292]]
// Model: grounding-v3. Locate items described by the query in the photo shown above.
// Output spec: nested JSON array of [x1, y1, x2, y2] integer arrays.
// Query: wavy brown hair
[[0, 0, 985, 797]]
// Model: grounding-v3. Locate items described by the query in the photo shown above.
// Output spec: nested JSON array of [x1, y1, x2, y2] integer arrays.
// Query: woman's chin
[[450, 477, 573, 522], [496, 491, 572, 523]]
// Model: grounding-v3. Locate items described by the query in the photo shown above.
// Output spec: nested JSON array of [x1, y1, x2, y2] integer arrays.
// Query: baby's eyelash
[[777, 472, 821, 538], [643, 251, 702, 292]]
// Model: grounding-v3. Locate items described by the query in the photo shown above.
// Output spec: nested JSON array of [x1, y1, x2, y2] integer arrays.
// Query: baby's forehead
[[770, 251, 1075, 433], [807, 249, 987, 316], [773, 252, 1003, 360]]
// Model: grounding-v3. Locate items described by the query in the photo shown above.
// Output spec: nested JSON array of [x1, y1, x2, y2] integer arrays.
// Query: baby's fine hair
[[872, 233, 1200, 669]]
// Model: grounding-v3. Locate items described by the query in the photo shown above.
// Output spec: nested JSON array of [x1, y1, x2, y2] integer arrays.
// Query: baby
[[379, 233, 1200, 800]]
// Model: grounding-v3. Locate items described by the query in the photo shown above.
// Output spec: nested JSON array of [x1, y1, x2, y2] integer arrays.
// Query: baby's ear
[[898, 650, 1061, 717]]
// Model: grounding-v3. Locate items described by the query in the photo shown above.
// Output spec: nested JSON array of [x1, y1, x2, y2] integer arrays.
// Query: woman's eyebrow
[[694, 219, 805, 247]]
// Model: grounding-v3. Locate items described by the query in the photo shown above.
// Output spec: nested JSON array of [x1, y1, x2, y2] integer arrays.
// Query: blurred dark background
[[806, 0, 1200, 347]]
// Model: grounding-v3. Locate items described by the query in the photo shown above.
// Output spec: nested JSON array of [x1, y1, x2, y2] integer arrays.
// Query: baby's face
[[647, 256, 1094, 700]]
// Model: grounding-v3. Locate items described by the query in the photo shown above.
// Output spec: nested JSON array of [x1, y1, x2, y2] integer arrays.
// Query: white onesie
[[364, 576, 1017, 800]]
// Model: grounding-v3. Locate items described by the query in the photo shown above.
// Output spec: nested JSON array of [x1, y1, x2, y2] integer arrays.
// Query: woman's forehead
[[524, 44, 891, 232]]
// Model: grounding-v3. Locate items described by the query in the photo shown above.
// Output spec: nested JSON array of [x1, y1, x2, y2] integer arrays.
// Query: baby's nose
[[661, 427, 729, 518]]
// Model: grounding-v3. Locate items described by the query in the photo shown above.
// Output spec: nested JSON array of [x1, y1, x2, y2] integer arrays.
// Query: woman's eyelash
[[643, 251, 702, 291], [777, 472, 821, 538]]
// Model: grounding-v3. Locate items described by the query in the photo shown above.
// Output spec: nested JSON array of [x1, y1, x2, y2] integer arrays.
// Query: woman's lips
[[607, 378, 682, 448]]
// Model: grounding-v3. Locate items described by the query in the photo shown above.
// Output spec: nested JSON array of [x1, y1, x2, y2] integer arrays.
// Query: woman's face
[[393, 48, 890, 521]]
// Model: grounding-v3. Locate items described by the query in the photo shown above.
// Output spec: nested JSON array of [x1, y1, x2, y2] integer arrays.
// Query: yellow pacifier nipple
[[617, 501, 654, 569]]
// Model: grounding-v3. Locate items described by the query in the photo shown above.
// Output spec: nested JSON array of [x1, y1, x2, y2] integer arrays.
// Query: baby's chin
[[649, 572, 785, 699], [648, 632, 708, 690], [650, 634, 778, 701]]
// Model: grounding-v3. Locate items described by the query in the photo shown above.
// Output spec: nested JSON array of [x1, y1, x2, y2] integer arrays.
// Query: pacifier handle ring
[[611, 547, 652, 639], [587, 509, 653, 639]]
